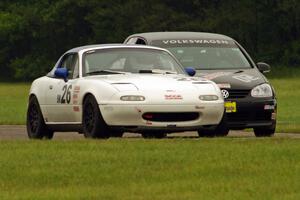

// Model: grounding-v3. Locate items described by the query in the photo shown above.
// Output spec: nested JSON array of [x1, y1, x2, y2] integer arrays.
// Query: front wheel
[[254, 126, 275, 137], [82, 95, 110, 139], [26, 96, 54, 139], [198, 113, 229, 137], [110, 131, 124, 138]]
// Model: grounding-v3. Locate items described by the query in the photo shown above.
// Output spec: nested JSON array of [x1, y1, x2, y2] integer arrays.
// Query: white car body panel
[[29, 45, 224, 133]]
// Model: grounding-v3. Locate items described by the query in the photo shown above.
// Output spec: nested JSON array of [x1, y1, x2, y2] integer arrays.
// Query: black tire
[[197, 129, 216, 138], [142, 131, 167, 139], [198, 113, 229, 137], [110, 131, 124, 138], [254, 125, 275, 137], [82, 95, 110, 139], [26, 96, 54, 139]]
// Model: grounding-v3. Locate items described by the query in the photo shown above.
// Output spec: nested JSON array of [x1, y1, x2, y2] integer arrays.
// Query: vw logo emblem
[[221, 89, 229, 99]]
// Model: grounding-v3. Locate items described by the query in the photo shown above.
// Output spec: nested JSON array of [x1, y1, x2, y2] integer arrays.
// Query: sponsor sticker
[[202, 72, 232, 80], [232, 75, 259, 83], [73, 106, 80, 112], [217, 83, 231, 89], [165, 94, 183, 100], [162, 39, 230, 45], [152, 39, 236, 47]]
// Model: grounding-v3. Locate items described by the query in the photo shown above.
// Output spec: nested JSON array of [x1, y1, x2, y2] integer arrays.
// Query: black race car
[[124, 32, 277, 137]]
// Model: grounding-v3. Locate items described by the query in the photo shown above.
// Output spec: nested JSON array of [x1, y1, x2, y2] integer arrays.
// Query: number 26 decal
[[57, 85, 72, 104]]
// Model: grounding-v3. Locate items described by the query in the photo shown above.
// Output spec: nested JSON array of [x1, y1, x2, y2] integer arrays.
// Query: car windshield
[[82, 48, 183, 76], [167, 47, 251, 70]]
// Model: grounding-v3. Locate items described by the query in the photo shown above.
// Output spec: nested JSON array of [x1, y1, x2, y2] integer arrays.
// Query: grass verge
[[0, 83, 30, 125], [0, 138, 299, 200]]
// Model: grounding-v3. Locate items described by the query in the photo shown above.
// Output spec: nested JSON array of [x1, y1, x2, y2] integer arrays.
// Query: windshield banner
[[152, 39, 236, 47]]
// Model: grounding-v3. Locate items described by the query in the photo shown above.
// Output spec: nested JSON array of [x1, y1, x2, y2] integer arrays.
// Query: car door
[[44, 53, 80, 123]]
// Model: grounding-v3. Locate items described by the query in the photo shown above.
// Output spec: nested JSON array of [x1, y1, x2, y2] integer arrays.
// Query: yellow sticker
[[225, 101, 237, 113]]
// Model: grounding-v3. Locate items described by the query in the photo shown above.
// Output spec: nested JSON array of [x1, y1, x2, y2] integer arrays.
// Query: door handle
[[49, 85, 53, 90]]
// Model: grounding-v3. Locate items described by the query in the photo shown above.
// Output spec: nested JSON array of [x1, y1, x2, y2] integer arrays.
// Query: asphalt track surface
[[0, 125, 299, 140]]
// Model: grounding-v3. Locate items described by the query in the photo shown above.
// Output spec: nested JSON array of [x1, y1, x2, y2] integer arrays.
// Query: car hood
[[86, 74, 218, 94], [195, 68, 267, 90]]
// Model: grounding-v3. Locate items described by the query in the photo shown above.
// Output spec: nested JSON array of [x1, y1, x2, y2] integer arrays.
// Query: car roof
[[127, 32, 234, 41], [66, 43, 168, 53]]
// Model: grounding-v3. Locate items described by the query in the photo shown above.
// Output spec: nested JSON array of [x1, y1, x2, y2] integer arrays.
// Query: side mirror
[[54, 68, 68, 82], [185, 67, 196, 76], [257, 62, 271, 73]]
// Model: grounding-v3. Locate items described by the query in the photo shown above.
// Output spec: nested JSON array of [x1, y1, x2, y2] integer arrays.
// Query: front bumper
[[100, 103, 224, 130], [225, 98, 277, 129]]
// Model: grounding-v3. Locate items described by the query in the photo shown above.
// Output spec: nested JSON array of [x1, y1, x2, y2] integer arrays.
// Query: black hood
[[195, 68, 267, 90]]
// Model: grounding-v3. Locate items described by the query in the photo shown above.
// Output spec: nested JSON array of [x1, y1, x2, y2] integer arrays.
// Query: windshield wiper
[[86, 69, 126, 75], [139, 69, 177, 74]]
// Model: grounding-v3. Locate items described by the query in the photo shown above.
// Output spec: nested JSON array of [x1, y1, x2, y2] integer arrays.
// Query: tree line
[[0, 0, 299, 81]]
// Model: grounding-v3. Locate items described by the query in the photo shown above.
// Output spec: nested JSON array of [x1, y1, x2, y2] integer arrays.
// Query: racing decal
[[202, 72, 232, 80], [217, 83, 231, 89], [72, 86, 80, 105], [57, 85, 72, 104], [73, 106, 80, 112], [74, 86, 80, 91], [232, 75, 259, 83], [176, 77, 201, 81], [162, 39, 230, 45], [165, 94, 183, 100]]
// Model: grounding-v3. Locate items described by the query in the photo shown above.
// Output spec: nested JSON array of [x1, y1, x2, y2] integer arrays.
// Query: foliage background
[[0, 0, 299, 81]]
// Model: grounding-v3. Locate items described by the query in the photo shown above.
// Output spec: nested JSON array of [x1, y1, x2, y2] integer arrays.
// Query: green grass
[[269, 78, 300, 132], [0, 138, 299, 200], [0, 67, 299, 132], [0, 83, 30, 124]]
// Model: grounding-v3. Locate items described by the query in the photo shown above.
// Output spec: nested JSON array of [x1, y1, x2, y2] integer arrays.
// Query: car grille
[[142, 112, 199, 122], [226, 89, 250, 99]]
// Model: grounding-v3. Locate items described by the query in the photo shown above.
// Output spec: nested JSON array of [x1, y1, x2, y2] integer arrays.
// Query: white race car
[[26, 44, 224, 139]]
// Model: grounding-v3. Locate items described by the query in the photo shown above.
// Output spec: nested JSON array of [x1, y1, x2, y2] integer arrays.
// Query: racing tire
[[110, 131, 124, 138], [254, 125, 275, 137], [82, 95, 110, 139], [142, 132, 167, 139], [198, 113, 229, 137], [26, 96, 54, 139], [197, 130, 216, 138]]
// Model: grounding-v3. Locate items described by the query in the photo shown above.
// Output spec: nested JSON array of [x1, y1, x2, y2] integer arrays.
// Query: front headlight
[[251, 83, 273, 98], [199, 95, 219, 101], [120, 95, 145, 101]]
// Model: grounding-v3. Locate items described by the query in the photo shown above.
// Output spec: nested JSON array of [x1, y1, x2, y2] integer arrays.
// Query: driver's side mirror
[[185, 67, 196, 76], [54, 68, 68, 82], [257, 62, 271, 73]]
